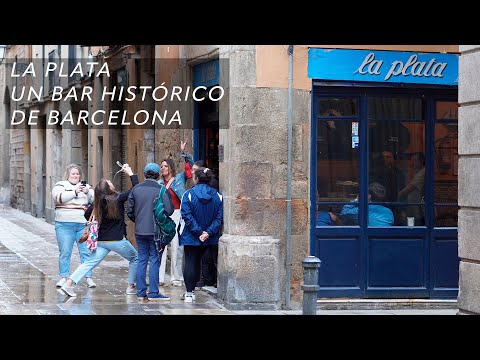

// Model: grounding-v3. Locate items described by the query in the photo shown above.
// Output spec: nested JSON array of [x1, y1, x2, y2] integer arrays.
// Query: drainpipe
[[42, 46, 44, 94], [285, 45, 294, 310]]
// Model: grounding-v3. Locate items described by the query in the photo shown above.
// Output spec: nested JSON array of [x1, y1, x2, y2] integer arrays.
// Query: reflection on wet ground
[[0, 206, 227, 315]]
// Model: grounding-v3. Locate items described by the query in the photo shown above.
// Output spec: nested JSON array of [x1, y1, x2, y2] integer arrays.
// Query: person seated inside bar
[[369, 146, 405, 203], [340, 182, 394, 227], [316, 206, 341, 226], [398, 152, 426, 226]]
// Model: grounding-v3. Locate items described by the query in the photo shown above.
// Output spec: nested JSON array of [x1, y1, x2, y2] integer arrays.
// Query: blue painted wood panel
[[317, 237, 361, 288], [368, 237, 424, 287], [431, 235, 459, 298]]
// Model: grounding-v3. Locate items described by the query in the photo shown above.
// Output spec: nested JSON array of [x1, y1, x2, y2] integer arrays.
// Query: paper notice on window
[[352, 122, 359, 148], [352, 136, 359, 149]]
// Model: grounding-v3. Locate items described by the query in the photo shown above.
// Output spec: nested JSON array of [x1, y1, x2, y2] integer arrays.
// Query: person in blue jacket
[[340, 182, 394, 227], [179, 167, 223, 303]]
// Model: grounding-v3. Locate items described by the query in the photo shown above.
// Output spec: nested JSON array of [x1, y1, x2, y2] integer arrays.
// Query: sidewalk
[[0, 205, 457, 315]]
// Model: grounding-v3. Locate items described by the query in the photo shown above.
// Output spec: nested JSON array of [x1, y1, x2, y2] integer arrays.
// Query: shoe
[[126, 285, 136, 295], [56, 277, 67, 288], [137, 296, 147, 302], [60, 283, 77, 297], [181, 291, 195, 301], [184, 292, 195, 303], [86, 278, 96, 288], [171, 280, 183, 287], [195, 280, 205, 288], [148, 294, 170, 302]]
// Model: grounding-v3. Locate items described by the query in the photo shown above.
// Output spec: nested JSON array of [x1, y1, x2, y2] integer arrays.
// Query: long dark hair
[[194, 167, 213, 184], [93, 179, 121, 224]]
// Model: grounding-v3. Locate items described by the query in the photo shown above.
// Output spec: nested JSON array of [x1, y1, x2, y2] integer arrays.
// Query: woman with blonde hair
[[60, 164, 139, 297], [51, 163, 96, 289]]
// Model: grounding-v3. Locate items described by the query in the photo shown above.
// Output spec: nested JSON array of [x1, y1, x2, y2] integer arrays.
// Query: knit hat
[[144, 163, 160, 174]]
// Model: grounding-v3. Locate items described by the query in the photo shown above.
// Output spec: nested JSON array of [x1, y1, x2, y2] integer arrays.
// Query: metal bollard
[[302, 256, 321, 315]]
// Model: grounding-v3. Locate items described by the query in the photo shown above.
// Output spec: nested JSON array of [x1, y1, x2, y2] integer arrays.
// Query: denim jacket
[[158, 151, 194, 201]]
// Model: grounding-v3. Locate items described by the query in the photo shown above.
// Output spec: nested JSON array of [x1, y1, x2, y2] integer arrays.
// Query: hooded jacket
[[179, 183, 223, 246]]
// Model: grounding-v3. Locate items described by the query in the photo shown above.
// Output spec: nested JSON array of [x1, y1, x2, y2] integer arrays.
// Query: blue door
[[311, 85, 458, 299], [193, 59, 220, 176]]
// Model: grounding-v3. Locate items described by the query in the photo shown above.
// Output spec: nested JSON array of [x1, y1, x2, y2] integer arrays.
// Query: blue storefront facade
[[308, 48, 459, 298]]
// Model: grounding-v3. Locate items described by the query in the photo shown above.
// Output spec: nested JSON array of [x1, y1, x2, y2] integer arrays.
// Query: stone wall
[[458, 45, 480, 314], [217, 45, 311, 309]]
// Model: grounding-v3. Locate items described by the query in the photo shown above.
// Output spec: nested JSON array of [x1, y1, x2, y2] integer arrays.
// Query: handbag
[[79, 212, 99, 253], [79, 211, 94, 243]]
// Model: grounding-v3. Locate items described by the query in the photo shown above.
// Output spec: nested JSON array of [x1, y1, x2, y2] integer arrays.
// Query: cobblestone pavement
[[0, 205, 457, 315]]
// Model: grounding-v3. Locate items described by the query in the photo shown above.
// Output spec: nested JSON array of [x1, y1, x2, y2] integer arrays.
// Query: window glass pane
[[435, 206, 459, 227], [436, 101, 458, 120], [317, 120, 358, 160], [317, 120, 359, 200], [369, 121, 424, 204], [319, 98, 357, 117], [434, 123, 458, 202], [316, 203, 358, 226], [368, 97, 425, 227], [316, 118, 359, 227], [434, 101, 458, 228], [368, 97, 422, 121]]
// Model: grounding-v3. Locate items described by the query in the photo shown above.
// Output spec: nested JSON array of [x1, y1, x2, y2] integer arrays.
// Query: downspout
[[42, 46, 44, 94], [285, 45, 294, 310]]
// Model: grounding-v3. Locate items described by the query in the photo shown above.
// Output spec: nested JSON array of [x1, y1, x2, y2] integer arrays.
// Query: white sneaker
[[86, 278, 96, 288], [183, 291, 195, 303], [171, 280, 183, 287], [125, 285, 136, 295], [56, 277, 67, 288], [180, 291, 196, 301]]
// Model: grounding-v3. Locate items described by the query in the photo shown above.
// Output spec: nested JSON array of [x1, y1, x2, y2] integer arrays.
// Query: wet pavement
[[0, 205, 457, 315], [0, 205, 230, 315]]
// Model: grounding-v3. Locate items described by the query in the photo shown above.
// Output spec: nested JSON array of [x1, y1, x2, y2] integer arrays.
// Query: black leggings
[[183, 245, 208, 292], [201, 245, 218, 286]]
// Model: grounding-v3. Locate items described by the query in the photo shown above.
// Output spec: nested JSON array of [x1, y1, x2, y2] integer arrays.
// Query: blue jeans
[[136, 234, 160, 298], [55, 221, 92, 278], [69, 239, 138, 285]]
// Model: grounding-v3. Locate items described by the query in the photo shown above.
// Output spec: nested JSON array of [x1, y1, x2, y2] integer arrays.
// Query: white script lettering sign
[[307, 48, 458, 85]]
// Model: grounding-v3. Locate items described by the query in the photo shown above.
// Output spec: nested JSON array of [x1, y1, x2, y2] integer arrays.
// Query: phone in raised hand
[[116, 161, 124, 168]]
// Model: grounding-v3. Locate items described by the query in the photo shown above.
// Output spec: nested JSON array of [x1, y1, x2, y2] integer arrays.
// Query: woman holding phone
[[60, 164, 139, 297], [51, 163, 96, 289]]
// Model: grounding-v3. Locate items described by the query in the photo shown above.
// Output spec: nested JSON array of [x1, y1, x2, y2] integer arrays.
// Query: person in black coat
[[59, 164, 139, 298]]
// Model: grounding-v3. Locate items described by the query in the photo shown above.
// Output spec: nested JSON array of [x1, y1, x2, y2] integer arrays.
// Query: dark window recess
[[48, 50, 56, 93], [68, 45, 80, 84]]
